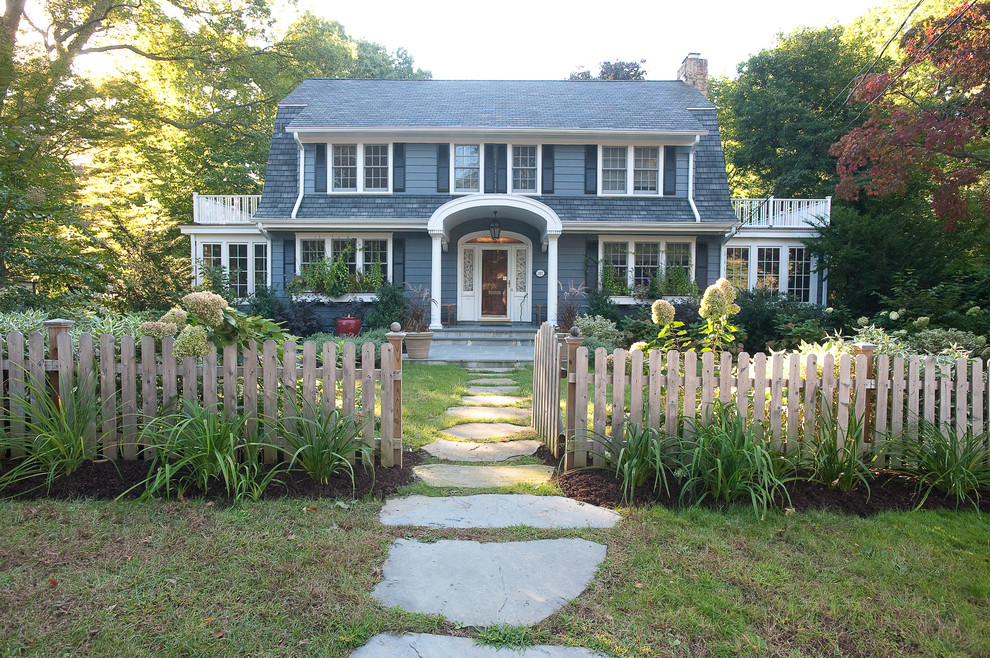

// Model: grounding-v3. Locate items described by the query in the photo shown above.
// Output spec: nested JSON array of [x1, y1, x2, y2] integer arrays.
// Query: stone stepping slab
[[467, 367, 516, 373], [424, 439, 541, 462], [467, 378, 517, 386], [381, 494, 622, 529], [447, 406, 531, 421], [466, 385, 521, 394], [442, 422, 530, 441], [462, 395, 528, 407], [372, 538, 607, 626], [351, 633, 602, 657], [414, 464, 553, 488]]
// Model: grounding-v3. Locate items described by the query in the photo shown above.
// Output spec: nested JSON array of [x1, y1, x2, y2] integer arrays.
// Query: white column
[[547, 233, 559, 325], [430, 233, 443, 330]]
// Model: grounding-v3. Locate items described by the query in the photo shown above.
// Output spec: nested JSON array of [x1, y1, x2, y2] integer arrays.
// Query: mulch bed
[[552, 465, 990, 516], [0, 451, 422, 502]]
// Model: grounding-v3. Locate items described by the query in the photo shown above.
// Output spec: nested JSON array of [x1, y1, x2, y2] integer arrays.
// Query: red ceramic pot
[[336, 316, 361, 337]]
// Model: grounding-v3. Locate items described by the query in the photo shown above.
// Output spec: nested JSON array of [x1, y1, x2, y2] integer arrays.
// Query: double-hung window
[[756, 247, 781, 291], [202, 243, 222, 270], [598, 145, 675, 195], [228, 244, 249, 298], [453, 144, 481, 192], [788, 247, 811, 302], [599, 238, 695, 295], [511, 145, 538, 193], [601, 147, 627, 194], [296, 235, 392, 286], [322, 143, 390, 193], [725, 247, 749, 291]]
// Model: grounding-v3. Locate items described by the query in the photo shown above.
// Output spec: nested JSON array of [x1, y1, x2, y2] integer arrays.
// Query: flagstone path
[[353, 366, 614, 656]]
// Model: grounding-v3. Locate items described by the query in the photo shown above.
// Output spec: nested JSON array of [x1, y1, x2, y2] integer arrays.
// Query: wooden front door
[[481, 249, 508, 317]]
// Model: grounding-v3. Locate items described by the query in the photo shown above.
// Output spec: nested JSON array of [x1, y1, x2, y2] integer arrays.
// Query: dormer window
[[453, 144, 481, 192], [511, 145, 538, 193], [598, 145, 675, 195], [317, 143, 391, 193]]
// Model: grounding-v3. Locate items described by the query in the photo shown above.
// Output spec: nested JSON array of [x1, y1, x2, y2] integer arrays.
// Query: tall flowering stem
[[697, 278, 741, 353]]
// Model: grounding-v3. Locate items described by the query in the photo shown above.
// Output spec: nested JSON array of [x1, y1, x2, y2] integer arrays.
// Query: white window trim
[[294, 233, 393, 282], [193, 238, 270, 299], [597, 144, 665, 196], [326, 143, 393, 194], [508, 143, 542, 195], [597, 236, 696, 292], [450, 143, 484, 194], [721, 240, 820, 303]]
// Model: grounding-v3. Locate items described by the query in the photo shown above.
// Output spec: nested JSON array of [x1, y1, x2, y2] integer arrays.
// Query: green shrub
[[599, 261, 630, 296], [677, 402, 792, 517], [587, 421, 673, 503], [904, 328, 988, 361], [585, 288, 619, 324], [0, 371, 107, 493], [134, 402, 281, 501], [281, 402, 372, 491], [365, 283, 408, 330], [889, 420, 990, 510], [576, 314, 624, 346], [246, 286, 282, 320]]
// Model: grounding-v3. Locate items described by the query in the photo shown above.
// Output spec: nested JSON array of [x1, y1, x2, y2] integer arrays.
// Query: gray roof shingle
[[258, 194, 717, 224], [282, 79, 712, 132]]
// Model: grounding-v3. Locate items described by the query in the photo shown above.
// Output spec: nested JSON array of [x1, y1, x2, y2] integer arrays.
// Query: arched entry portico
[[427, 195, 562, 330]]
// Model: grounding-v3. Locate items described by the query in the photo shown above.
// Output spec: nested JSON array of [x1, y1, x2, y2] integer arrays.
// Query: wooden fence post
[[851, 342, 877, 439], [563, 326, 584, 471], [385, 322, 406, 468], [42, 319, 74, 402]]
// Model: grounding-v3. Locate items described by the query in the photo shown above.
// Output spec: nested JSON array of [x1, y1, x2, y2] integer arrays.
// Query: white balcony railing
[[731, 197, 831, 228], [193, 194, 261, 225]]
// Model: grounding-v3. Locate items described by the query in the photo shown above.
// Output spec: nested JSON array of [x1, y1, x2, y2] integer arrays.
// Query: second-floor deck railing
[[732, 197, 831, 228], [193, 194, 261, 225]]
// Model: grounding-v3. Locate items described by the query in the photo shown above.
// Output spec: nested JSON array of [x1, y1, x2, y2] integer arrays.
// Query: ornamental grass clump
[[0, 372, 108, 493], [280, 400, 372, 493], [133, 402, 282, 501], [585, 420, 674, 503], [889, 419, 990, 511], [801, 398, 878, 496], [677, 401, 792, 518]]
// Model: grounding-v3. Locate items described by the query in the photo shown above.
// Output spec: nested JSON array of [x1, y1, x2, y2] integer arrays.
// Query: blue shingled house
[[183, 55, 830, 330]]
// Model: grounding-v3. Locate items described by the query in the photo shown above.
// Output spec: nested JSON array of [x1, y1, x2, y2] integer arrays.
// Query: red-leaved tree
[[831, 1, 990, 229]]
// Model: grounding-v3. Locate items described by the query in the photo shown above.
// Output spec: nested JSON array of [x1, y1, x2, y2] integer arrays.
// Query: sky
[[289, 0, 887, 80]]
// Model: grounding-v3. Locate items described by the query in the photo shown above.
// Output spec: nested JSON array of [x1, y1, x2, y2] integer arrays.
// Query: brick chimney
[[677, 53, 708, 98]]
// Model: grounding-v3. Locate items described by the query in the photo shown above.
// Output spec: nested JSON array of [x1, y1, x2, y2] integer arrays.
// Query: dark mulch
[[553, 467, 990, 516], [0, 451, 422, 502]]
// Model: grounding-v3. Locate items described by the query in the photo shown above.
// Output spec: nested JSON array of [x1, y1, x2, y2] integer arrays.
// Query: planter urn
[[405, 331, 434, 359], [336, 316, 362, 337]]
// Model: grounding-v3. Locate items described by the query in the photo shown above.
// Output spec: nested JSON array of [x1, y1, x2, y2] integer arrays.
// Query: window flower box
[[290, 292, 377, 304]]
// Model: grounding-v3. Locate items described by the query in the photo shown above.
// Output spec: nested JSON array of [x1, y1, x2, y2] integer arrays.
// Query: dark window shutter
[[585, 240, 599, 289], [393, 143, 405, 192], [694, 240, 708, 286], [584, 145, 597, 194], [484, 144, 496, 193], [496, 144, 507, 193], [314, 144, 327, 193], [541, 145, 554, 194], [663, 145, 677, 195], [283, 239, 296, 289], [437, 144, 449, 193]]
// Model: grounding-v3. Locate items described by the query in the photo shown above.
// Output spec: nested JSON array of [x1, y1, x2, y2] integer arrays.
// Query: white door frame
[[456, 230, 533, 322]]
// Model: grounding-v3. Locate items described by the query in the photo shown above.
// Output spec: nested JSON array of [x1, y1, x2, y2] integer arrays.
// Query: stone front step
[[461, 395, 528, 406], [380, 494, 621, 529], [424, 439, 541, 462], [442, 422, 529, 441], [372, 538, 607, 626], [414, 464, 553, 488], [467, 378, 517, 386], [466, 385, 520, 394], [447, 406, 532, 421], [351, 633, 602, 657]]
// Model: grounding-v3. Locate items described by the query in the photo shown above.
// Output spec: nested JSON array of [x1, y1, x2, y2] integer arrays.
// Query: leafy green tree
[[715, 26, 880, 198], [569, 59, 647, 80]]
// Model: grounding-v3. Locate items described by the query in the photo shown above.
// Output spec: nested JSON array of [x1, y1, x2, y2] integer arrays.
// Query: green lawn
[[0, 499, 986, 656], [1, 363, 988, 656]]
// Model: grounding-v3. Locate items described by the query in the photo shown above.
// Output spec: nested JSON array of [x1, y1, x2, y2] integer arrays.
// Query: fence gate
[[532, 322, 565, 456]]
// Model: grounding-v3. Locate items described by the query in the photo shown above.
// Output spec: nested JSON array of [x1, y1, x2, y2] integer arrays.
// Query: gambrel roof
[[281, 79, 714, 133]]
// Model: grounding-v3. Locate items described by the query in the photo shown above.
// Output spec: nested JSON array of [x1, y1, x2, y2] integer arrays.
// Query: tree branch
[[151, 98, 274, 130], [79, 42, 276, 64]]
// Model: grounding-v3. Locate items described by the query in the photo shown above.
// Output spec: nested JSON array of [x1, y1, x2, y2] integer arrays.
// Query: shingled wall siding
[[405, 143, 439, 194]]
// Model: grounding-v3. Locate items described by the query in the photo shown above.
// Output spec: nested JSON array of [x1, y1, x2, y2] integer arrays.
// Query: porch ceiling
[[427, 195, 562, 251]]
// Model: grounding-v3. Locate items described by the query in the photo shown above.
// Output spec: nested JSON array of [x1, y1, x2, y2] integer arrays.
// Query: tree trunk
[[0, 0, 26, 116]]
